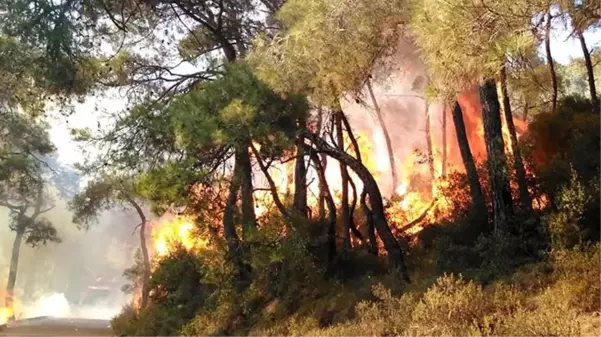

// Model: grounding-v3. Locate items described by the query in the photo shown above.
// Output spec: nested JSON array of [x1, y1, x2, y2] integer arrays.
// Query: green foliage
[[410, 0, 542, 98], [23, 218, 62, 247], [250, 0, 405, 107], [69, 175, 142, 230], [112, 247, 219, 336]]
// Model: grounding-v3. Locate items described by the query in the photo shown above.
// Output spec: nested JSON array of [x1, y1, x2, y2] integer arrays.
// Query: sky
[[49, 26, 601, 168]]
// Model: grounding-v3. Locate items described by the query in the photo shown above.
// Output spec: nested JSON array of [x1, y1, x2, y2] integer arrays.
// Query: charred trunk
[[480, 80, 514, 233], [335, 110, 351, 250], [293, 115, 308, 215], [236, 146, 256, 238], [367, 78, 399, 189], [223, 160, 245, 287], [498, 66, 532, 212], [451, 102, 488, 227], [6, 225, 24, 318], [361, 190, 378, 256], [545, 11, 558, 113], [340, 112, 367, 246], [303, 131, 410, 282], [576, 29, 599, 114], [316, 111, 327, 221], [307, 149, 337, 262]]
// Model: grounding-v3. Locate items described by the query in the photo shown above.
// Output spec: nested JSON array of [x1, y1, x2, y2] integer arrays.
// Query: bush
[[112, 247, 219, 336]]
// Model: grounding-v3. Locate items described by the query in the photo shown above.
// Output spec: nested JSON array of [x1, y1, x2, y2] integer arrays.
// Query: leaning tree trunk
[[480, 80, 514, 233], [340, 111, 372, 249], [367, 78, 399, 189], [498, 66, 532, 212], [127, 197, 151, 310], [304, 131, 410, 282], [236, 146, 256, 238], [335, 110, 352, 250], [6, 226, 24, 319], [452, 102, 488, 227], [293, 115, 308, 215], [425, 102, 436, 193], [307, 150, 337, 262], [545, 11, 558, 113], [576, 29, 599, 114]]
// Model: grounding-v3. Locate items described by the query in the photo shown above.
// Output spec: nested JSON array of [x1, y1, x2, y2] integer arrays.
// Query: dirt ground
[[0, 317, 112, 336]]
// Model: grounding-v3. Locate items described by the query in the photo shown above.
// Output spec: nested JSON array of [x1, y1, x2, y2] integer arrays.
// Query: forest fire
[[151, 216, 207, 257], [250, 87, 541, 238], [0, 306, 12, 325]]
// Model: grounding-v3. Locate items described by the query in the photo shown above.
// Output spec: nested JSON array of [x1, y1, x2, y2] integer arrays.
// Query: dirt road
[[0, 316, 112, 336]]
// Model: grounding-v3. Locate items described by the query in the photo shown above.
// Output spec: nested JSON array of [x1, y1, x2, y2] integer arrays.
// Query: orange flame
[[152, 215, 207, 257], [0, 306, 12, 325]]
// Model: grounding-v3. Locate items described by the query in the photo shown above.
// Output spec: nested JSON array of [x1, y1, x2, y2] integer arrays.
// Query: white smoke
[[21, 292, 129, 320]]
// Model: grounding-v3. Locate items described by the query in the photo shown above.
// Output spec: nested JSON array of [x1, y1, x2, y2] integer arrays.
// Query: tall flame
[[151, 215, 207, 257]]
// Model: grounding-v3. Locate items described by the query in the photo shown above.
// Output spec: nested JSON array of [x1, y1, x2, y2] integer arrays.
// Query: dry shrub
[[548, 244, 601, 313]]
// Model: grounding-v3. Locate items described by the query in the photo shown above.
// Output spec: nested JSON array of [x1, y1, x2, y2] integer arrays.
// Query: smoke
[[338, 37, 449, 197], [0, 185, 143, 320]]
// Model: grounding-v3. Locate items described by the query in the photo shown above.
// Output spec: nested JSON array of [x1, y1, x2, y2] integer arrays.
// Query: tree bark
[[451, 102, 488, 226], [545, 11, 558, 113], [236, 146, 256, 239], [480, 80, 514, 233], [223, 160, 245, 288], [6, 226, 24, 319], [361, 190, 378, 256], [576, 29, 599, 114], [335, 110, 351, 250], [307, 150, 337, 262], [293, 115, 308, 215], [498, 66, 532, 212], [126, 197, 150, 310], [303, 131, 410, 282], [367, 78, 399, 189], [316, 111, 327, 221], [339, 111, 366, 244]]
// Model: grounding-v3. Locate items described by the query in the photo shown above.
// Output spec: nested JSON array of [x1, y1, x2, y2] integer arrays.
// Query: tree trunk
[[303, 131, 410, 282], [223, 160, 245, 287], [250, 144, 292, 221], [6, 227, 24, 318], [480, 80, 514, 233], [425, 101, 435, 193], [127, 197, 151, 310], [316, 111, 327, 221], [498, 66, 532, 212], [442, 106, 448, 177], [367, 78, 399, 189], [335, 110, 351, 250], [576, 29, 599, 114], [452, 102, 488, 227], [339, 111, 366, 244], [293, 115, 308, 215], [545, 11, 558, 113], [361, 190, 378, 256], [523, 95, 529, 121], [236, 146, 256, 238], [307, 150, 337, 262]]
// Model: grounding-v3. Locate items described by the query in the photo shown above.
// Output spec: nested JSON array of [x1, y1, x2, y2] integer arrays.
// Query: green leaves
[[410, 0, 541, 96], [250, 0, 405, 107], [24, 218, 62, 247]]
